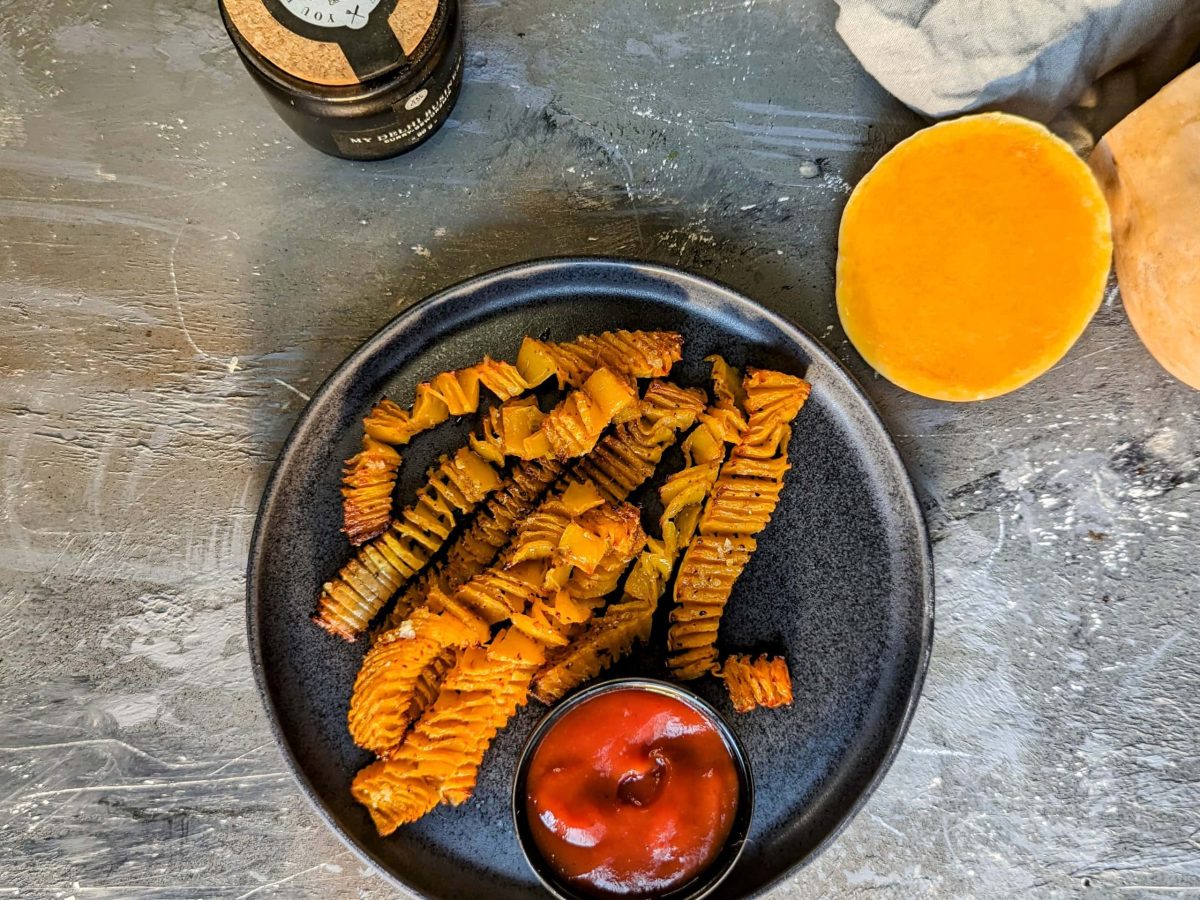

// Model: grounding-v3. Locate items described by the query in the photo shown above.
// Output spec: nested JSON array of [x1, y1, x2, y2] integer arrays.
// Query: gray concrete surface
[[1, 0, 1197, 897]]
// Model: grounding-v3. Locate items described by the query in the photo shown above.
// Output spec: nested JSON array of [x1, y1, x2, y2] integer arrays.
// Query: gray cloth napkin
[[835, 0, 1200, 145]]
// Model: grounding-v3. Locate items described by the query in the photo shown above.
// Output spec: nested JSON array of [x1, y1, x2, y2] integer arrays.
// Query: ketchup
[[524, 688, 740, 898]]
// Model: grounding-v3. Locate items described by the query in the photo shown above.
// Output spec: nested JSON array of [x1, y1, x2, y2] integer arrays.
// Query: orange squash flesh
[[837, 113, 1113, 401]]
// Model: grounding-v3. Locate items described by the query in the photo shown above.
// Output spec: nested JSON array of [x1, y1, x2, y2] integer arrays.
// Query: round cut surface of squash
[[837, 112, 1112, 402]]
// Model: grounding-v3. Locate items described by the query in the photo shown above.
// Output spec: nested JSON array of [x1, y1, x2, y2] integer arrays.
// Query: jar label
[[222, 0, 440, 86], [280, 0, 383, 30], [331, 55, 460, 155]]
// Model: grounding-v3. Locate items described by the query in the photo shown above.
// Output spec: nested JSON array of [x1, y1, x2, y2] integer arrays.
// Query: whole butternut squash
[[1090, 64, 1200, 391]]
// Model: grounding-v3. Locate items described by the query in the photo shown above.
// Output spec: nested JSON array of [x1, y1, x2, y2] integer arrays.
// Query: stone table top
[[0, 1, 1196, 897]]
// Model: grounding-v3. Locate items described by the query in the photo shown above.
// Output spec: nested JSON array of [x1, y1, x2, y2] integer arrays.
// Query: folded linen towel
[[835, 0, 1200, 141]]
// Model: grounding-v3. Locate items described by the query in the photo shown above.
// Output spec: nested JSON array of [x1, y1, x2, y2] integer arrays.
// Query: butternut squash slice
[[837, 112, 1113, 401]]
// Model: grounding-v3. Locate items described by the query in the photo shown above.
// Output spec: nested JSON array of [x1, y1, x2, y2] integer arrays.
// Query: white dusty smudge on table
[[0, 0, 1197, 897]]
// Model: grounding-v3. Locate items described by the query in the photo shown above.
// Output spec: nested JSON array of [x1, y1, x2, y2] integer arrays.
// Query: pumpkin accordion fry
[[517, 330, 684, 390], [375, 379, 699, 641], [418, 635, 543, 807], [504, 489, 602, 568], [496, 382, 699, 571], [442, 561, 551, 628], [529, 518, 671, 706], [467, 406, 506, 466], [573, 379, 705, 502], [668, 368, 810, 680], [351, 501, 644, 834], [678, 356, 748, 468], [350, 639, 535, 833], [667, 535, 756, 681], [341, 359, 527, 543], [364, 369, 475, 446], [532, 415, 722, 705], [351, 493, 592, 760], [707, 354, 745, 412], [379, 458, 565, 635], [533, 362, 747, 701], [477, 369, 638, 463], [473, 356, 529, 401], [697, 456, 791, 535], [352, 494, 648, 796], [340, 436, 402, 545], [342, 332, 681, 549], [361, 359, 533, 449], [530, 599, 653, 705], [314, 445, 503, 641], [347, 565, 548, 760], [360, 330, 683, 453], [560, 503, 645, 601], [721, 654, 793, 713], [431, 508, 641, 808], [434, 642, 541, 806], [362, 390, 450, 447], [497, 398, 546, 458], [704, 353, 750, 440], [537, 367, 637, 460], [347, 609, 477, 757]]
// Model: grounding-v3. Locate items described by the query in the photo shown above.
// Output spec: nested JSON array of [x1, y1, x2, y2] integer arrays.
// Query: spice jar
[[219, 0, 463, 161]]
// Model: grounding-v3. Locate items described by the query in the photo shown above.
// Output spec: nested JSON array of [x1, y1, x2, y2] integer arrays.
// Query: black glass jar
[[219, 0, 463, 161]]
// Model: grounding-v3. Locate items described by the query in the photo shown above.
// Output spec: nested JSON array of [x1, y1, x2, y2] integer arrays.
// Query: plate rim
[[245, 255, 935, 900]]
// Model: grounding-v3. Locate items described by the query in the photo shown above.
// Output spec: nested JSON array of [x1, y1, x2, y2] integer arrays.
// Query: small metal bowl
[[512, 677, 754, 900]]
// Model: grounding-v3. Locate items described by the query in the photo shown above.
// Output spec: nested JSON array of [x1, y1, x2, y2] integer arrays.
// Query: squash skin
[[837, 112, 1113, 402], [1090, 65, 1200, 391]]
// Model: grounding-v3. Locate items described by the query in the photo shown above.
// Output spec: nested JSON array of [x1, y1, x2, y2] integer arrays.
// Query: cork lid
[[222, 0, 440, 87]]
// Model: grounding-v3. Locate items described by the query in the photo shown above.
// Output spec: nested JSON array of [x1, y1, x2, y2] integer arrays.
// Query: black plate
[[247, 258, 933, 899]]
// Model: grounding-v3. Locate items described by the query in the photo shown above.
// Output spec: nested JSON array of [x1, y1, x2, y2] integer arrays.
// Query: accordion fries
[[309, 329, 810, 835], [352, 500, 645, 833], [378, 458, 564, 636], [517, 330, 683, 390], [315, 444, 502, 641], [343, 332, 682, 554], [669, 369, 810, 680], [531, 434, 720, 705]]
